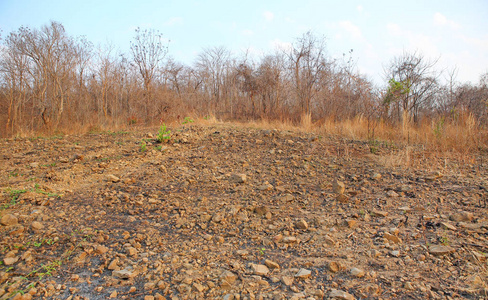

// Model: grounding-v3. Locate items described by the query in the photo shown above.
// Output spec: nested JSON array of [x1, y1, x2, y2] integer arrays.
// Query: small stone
[[108, 258, 119, 270], [95, 245, 109, 254], [193, 282, 205, 292], [254, 206, 268, 216], [223, 294, 234, 300], [384, 232, 402, 244], [4, 256, 19, 265], [449, 211, 474, 222], [250, 264, 269, 276], [350, 267, 365, 278], [230, 173, 246, 184], [106, 174, 120, 183], [386, 190, 398, 197], [371, 173, 382, 180], [295, 219, 308, 230], [294, 268, 311, 279], [440, 222, 457, 231], [264, 259, 280, 269], [346, 219, 357, 228], [336, 194, 349, 203], [1, 214, 18, 226], [329, 289, 355, 300], [282, 236, 297, 243], [428, 245, 456, 256], [333, 180, 345, 194], [144, 296, 154, 300], [328, 261, 342, 273], [31, 221, 43, 231], [220, 270, 237, 284], [372, 210, 388, 217], [281, 276, 294, 286], [390, 250, 401, 257], [282, 194, 294, 202], [109, 291, 118, 298], [112, 267, 135, 279], [404, 282, 414, 290]]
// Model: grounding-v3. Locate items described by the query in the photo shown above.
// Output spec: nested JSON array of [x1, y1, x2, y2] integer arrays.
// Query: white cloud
[[242, 29, 254, 36], [386, 23, 402, 36], [165, 17, 183, 27], [263, 11, 274, 22], [433, 12, 460, 29], [339, 20, 362, 39], [356, 5, 363, 12]]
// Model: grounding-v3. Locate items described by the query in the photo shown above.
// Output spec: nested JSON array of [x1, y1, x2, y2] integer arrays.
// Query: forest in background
[[1, 21, 487, 151]]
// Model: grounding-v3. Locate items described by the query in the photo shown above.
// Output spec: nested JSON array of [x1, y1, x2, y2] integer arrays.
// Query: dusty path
[[1, 123, 487, 299]]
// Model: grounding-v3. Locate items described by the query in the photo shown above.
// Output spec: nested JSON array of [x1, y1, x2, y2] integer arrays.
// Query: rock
[[282, 236, 297, 243], [220, 270, 237, 284], [112, 267, 135, 279], [106, 174, 120, 183], [449, 211, 474, 222], [336, 194, 349, 203], [328, 261, 342, 273], [257, 182, 273, 191], [109, 291, 118, 298], [264, 259, 280, 269], [1, 214, 18, 226], [329, 289, 355, 300], [371, 173, 381, 180], [384, 232, 402, 244], [108, 258, 119, 270], [95, 245, 109, 254], [429, 245, 456, 256], [223, 294, 234, 300], [372, 210, 388, 217], [350, 267, 365, 278], [390, 250, 401, 257], [281, 276, 294, 286], [254, 206, 269, 216], [230, 173, 246, 184], [31, 221, 44, 231], [281, 194, 294, 202], [333, 180, 345, 194], [295, 219, 308, 230], [440, 222, 457, 231], [294, 268, 311, 279], [346, 219, 357, 228], [4, 256, 19, 265], [386, 190, 398, 197], [250, 263, 269, 276]]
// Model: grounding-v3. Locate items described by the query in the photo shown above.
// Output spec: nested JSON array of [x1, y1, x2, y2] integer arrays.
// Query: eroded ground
[[1, 123, 487, 300]]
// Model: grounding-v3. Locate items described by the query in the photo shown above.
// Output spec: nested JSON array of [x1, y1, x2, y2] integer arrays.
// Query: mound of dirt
[[1, 124, 487, 299]]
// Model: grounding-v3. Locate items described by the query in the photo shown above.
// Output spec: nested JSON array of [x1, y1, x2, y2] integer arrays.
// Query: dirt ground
[[0, 123, 487, 300]]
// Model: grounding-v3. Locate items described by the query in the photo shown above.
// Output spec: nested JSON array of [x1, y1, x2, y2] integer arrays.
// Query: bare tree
[[130, 28, 168, 121], [287, 31, 328, 120]]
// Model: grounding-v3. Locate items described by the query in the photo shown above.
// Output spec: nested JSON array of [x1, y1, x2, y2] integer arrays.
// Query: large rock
[[429, 245, 455, 256], [329, 289, 355, 300], [1, 214, 18, 226], [449, 211, 474, 222], [333, 180, 345, 194]]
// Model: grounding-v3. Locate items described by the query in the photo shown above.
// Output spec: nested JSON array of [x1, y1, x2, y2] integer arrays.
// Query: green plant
[[182, 116, 194, 124], [2, 188, 27, 209], [157, 124, 171, 142], [258, 247, 266, 256], [433, 117, 445, 139], [140, 141, 147, 152], [156, 145, 162, 151], [369, 139, 380, 154], [439, 236, 449, 245]]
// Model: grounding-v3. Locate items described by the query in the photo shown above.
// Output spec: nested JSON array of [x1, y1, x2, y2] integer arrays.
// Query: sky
[[1, 0, 487, 86]]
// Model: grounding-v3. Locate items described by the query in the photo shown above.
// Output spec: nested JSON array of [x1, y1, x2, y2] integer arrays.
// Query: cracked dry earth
[[1, 123, 488, 300]]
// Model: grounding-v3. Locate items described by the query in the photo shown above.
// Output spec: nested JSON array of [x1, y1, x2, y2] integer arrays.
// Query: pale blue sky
[[1, 0, 487, 85]]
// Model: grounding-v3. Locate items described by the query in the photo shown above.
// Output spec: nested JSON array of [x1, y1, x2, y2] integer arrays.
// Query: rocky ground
[[0, 122, 487, 300]]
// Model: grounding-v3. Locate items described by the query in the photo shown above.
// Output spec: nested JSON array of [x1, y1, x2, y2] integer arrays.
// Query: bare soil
[[0, 123, 487, 300]]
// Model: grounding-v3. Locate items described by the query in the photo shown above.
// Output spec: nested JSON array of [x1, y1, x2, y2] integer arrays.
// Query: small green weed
[[182, 117, 194, 124], [140, 141, 147, 152], [157, 124, 171, 142], [2, 188, 27, 209]]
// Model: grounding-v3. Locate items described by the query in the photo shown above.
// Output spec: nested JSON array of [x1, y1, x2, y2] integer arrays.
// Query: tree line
[[1, 21, 487, 138]]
